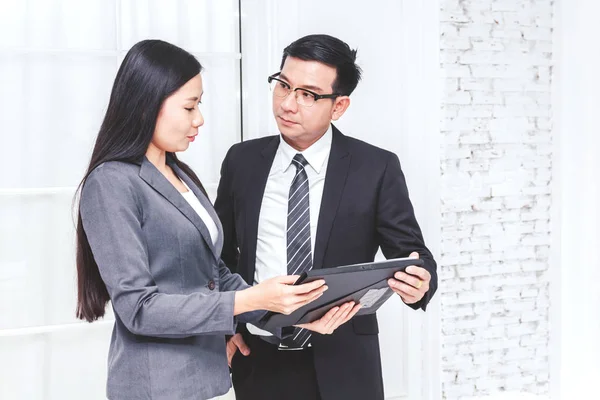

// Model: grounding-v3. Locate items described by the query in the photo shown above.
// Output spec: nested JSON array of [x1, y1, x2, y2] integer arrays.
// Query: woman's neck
[[146, 143, 168, 172]]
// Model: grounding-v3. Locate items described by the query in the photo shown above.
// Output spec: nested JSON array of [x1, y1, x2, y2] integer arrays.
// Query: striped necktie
[[280, 153, 313, 349]]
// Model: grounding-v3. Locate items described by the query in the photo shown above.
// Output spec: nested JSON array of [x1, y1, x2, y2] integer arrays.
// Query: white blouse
[[180, 181, 219, 247]]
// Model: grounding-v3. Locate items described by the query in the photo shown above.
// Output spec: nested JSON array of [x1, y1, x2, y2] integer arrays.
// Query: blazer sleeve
[[217, 259, 266, 324], [376, 153, 438, 311], [214, 145, 240, 273], [80, 165, 237, 338]]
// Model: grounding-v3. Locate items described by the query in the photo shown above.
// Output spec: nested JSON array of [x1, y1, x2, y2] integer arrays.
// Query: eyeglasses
[[267, 73, 341, 107]]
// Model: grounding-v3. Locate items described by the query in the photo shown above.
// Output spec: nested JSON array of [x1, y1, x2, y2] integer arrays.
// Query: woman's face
[[151, 73, 204, 153]]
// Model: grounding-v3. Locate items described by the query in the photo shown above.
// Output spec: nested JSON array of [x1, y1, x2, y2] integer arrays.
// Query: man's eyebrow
[[279, 73, 325, 93]]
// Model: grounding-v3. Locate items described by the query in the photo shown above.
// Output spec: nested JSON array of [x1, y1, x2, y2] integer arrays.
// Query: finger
[[226, 346, 237, 367], [338, 302, 355, 319], [289, 288, 326, 311], [390, 286, 420, 304], [232, 334, 250, 356], [405, 266, 430, 281], [400, 294, 418, 304], [226, 339, 236, 352], [303, 284, 329, 297], [314, 305, 342, 330], [322, 305, 341, 321], [393, 271, 423, 289], [291, 283, 328, 304], [398, 283, 427, 299], [325, 302, 354, 330], [338, 304, 362, 326], [347, 303, 362, 319], [399, 293, 415, 304], [283, 296, 320, 316], [305, 306, 339, 332], [326, 304, 356, 333], [276, 275, 302, 285], [291, 279, 327, 294], [388, 278, 421, 297], [409, 251, 420, 259], [226, 342, 236, 357], [389, 285, 410, 298]]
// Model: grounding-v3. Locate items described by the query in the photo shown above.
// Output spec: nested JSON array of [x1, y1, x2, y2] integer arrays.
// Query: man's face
[[272, 56, 342, 150]]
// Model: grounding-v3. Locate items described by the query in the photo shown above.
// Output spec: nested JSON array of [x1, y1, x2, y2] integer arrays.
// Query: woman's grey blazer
[[80, 156, 261, 400]]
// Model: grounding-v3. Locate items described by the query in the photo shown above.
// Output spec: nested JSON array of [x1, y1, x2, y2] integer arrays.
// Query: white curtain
[[553, 1, 600, 398], [240, 1, 442, 399], [0, 1, 241, 399]]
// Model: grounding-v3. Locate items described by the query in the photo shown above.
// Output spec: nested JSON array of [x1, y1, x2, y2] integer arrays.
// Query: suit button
[[208, 280, 216, 290]]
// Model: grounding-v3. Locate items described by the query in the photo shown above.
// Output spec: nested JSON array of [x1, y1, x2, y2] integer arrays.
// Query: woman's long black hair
[[75, 40, 205, 322]]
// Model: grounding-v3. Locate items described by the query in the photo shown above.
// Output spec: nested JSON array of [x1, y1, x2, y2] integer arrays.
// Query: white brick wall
[[440, 0, 553, 399]]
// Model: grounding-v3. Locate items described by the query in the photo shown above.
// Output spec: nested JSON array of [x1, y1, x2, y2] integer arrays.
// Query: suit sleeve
[[217, 258, 266, 323], [80, 166, 237, 338], [376, 153, 438, 311], [214, 145, 240, 274]]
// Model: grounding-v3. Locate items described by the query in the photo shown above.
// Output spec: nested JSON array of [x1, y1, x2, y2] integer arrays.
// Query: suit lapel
[[171, 162, 224, 258], [139, 157, 219, 261], [244, 136, 280, 283], [313, 126, 351, 270]]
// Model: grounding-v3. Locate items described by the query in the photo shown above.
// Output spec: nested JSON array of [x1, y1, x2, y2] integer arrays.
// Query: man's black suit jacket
[[214, 125, 438, 400]]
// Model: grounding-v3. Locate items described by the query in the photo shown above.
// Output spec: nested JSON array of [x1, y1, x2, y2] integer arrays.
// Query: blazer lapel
[[313, 126, 351, 270], [171, 162, 224, 258], [244, 136, 280, 283], [139, 157, 219, 261]]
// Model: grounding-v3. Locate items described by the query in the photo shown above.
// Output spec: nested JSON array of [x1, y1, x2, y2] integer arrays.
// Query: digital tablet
[[259, 257, 424, 331]]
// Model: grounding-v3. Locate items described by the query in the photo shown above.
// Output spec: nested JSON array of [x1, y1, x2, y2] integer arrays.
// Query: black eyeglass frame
[[267, 72, 343, 104]]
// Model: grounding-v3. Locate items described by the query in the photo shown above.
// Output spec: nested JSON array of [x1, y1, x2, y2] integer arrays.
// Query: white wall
[[439, 0, 553, 398]]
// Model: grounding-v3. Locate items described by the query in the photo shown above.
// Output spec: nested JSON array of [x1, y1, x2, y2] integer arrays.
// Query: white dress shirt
[[248, 125, 332, 336]]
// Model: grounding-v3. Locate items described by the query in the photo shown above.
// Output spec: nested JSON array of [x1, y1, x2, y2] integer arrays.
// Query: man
[[215, 34, 438, 400]]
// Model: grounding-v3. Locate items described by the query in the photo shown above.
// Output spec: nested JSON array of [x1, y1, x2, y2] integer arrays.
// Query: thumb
[[233, 335, 251, 356], [410, 252, 420, 259]]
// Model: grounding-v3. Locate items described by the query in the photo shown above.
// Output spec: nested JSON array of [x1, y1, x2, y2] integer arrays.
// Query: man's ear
[[331, 96, 351, 121]]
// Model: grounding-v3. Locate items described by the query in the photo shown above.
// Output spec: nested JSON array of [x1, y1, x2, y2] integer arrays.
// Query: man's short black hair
[[280, 34, 362, 96]]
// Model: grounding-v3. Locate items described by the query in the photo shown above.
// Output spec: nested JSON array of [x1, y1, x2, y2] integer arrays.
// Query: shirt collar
[[279, 124, 333, 174]]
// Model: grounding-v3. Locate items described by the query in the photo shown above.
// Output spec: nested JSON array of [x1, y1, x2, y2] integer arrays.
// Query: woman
[[75, 40, 349, 400]]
